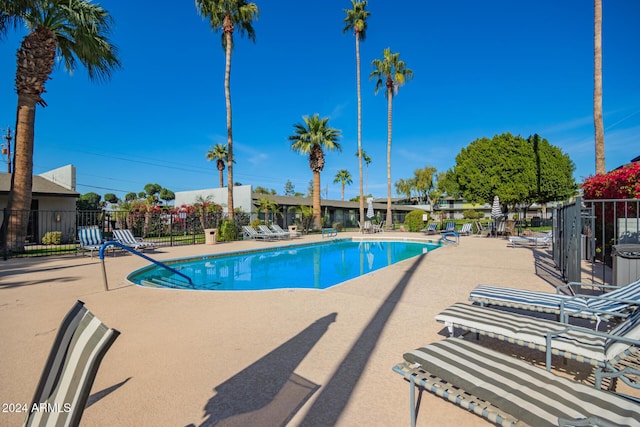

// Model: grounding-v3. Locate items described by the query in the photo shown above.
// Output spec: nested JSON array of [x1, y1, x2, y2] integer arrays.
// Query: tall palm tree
[[333, 169, 353, 201], [1, 0, 120, 253], [205, 144, 229, 187], [370, 48, 413, 230], [289, 114, 342, 230], [343, 0, 370, 225], [594, 0, 605, 174], [195, 0, 258, 221], [355, 149, 372, 194]]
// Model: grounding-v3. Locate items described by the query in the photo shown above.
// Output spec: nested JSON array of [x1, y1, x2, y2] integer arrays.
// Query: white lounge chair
[[258, 224, 289, 239], [113, 229, 157, 251], [508, 231, 552, 247], [271, 224, 299, 238], [459, 223, 472, 235], [242, 225, 272, 240]]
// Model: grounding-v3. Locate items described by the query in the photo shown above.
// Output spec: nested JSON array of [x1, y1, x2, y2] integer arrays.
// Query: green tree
[[343, 0, 370, 224], [206, 143, 229, 188], [104, 193, 119, 204], [452, 133, 576, 211], [77, 192, 102, 210], [333, 169, 353, 201], [195, 0, 259, 221], [289, 114, 342, 230], [144, 183, 162, 205], [159, 188, 175, 205], [256, 197, 279, 225], [370, 48, 413, 229], [1, 0, 120, 253], [125, 192, 138, 202], [254, 186, 276, 195], [284, 180, 295, 196]]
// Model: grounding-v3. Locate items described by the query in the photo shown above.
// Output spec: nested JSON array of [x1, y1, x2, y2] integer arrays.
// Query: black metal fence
[[0, 209, 249, 259]]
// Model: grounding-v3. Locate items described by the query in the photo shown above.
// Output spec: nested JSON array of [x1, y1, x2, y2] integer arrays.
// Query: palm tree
[[1, 0, 120, 253], [205, 144, 229, 187], [343, 0, 370, 225], [256, 197, 279, 225], [195, 0, 259, 221], [333, 169, 353, 201], [594, 0, 605, 174], [289, 114, 342, 230], [355, 149, 372, 194], [370, 48, 413, 230]]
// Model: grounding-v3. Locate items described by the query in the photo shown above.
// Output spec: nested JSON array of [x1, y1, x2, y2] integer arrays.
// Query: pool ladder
[[99, 241, 193, 291]]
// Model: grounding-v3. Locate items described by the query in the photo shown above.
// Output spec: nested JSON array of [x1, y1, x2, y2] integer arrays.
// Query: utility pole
[[1, 127, 11, 173]]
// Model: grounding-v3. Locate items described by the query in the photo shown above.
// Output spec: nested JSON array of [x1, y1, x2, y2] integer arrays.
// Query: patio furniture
[[24, 300, 120, 427], [113, 229, 157, 251], [436, 302, 640, 388], [321, 228, 338, 238], [77, 226, 104, 257], [241, 225, 272, 240], [394, 338, 640, 427], [421, 223, 438, 235]]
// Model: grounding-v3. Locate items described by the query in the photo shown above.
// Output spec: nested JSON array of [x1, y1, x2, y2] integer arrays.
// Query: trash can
[[204, 228, 217, 245], [612, 244, 640, 286]]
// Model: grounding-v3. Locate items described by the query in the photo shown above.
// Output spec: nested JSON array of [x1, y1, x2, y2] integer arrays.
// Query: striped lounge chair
[[242, 225, 272, 240], [393, 338, 640, 427], [24, 301, 120, 427], [469, 278, 640, 330], [436, 302, 640, 389], [459, 223, 473, 236], [421, 223, 438, 234], [113, 229, 157, 251], [77, 226, 104, 257]]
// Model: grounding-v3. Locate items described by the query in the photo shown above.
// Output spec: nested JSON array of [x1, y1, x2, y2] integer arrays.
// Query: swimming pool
[[127, 238, 441, 291]]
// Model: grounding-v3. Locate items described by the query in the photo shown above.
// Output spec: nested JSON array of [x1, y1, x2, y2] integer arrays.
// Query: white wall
[[39, 164, 76, 191]]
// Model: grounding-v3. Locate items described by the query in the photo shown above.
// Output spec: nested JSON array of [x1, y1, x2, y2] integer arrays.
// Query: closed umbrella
[[366, 198, 375, 219], [490, 196, 503, 237]]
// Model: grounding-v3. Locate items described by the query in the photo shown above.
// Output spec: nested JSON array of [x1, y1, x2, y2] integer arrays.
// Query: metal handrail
[[99, 241, 193, 291]]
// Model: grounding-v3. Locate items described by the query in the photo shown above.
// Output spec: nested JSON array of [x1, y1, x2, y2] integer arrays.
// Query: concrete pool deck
[[0, 232, 634, 426]]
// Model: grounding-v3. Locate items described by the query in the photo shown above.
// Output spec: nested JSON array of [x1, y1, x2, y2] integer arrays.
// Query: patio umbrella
[[490, 195, 503, 237], [366, 198, 375, 219]]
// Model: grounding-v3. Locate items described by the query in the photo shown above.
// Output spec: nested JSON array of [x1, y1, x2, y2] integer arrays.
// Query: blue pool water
[[128, 238, 441, 291]]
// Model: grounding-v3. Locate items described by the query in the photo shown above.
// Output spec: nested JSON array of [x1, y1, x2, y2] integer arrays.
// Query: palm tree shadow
[[298, 254, 426, 426], [190, 312, 337, 427]]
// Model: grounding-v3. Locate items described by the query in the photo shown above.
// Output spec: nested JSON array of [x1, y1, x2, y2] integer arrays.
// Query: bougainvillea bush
[[582, 162, 640, 262]]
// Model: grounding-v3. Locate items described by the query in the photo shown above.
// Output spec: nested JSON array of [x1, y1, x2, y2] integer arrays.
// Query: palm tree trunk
[[356, 33, 364, 223], [219, 169, 224, 188], [341, 183, 345, 201], [386, 89, 393, 230], [313, 171, 321, 230], [5, 94, 37, 252], [594, 0, 605, 174], [224, 30, 235, 219]]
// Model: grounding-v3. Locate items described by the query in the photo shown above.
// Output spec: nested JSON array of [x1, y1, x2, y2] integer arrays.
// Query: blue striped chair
[[77, 226, 104, 257]]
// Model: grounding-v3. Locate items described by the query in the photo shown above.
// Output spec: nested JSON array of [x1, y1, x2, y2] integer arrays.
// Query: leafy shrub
[[404, 210, 427, 232], [218, 220, 237, 242], [250, 219, 264, 228], [462, 209, 482, 219], [42, 231, 62, 245], [332, 222, 343, 232]]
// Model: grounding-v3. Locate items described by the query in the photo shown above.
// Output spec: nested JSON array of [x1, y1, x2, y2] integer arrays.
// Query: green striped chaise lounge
[[393, 338, 640, 427], [24, 300, 120, 427], [436, 302, 640, 389], [469, 278, 640, 330]]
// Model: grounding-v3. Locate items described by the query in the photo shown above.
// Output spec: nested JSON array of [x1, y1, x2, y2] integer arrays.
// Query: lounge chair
[[508, 231, 552, 247], [372, 221, 384, 233], [113, 229, 157, 251], [77, 226, 104, 257], [475, 221, 490, 236], [421, 223, 438, 234], [436, 302, 640, 387], [271, 224, 299, 238], [393, 338, 640, 427], [459, 223, 472, 236], [469, 278, 640, 330], [258, 224, 289, 239], [440, 222, 455, 234], [242, 225, 272, 240], [24, 300, 120, 427]]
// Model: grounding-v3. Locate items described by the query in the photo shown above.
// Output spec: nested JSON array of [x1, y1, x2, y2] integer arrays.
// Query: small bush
[[332, 222, 343, 232], [218, 220, 237, 242], [404, 210, 427, 232], [42, 231, 62, 245], [462, 209, 482, 219], [250, 219, 264, 228]]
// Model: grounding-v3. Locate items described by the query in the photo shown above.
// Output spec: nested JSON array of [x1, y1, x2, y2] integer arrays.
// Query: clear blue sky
[[1, 0, 639, 203]]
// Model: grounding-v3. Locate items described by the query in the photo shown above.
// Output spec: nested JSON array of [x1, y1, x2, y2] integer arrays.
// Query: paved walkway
[[0, 232, 630, 426]]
